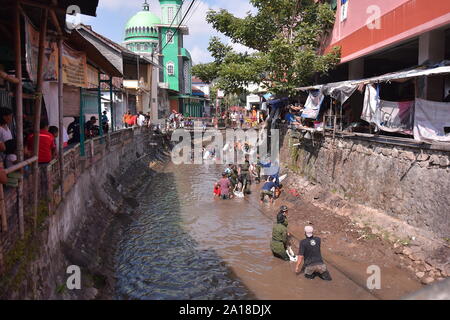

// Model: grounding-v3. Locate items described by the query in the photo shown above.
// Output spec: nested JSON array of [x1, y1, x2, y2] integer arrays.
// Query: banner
[[63, 85, 81, 117], [62, 44, 87, 88], [362, 84, 414, 134], [25, 19, 58, 83], [414, 99, 450, 143]]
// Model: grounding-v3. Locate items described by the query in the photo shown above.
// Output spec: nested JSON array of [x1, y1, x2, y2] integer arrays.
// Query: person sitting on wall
[[85, 116, 98, 139], [67, 117, 81, 145]]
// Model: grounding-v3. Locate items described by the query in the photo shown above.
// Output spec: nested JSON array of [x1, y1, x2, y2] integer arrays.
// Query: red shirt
[[26, 130, 56, 163]]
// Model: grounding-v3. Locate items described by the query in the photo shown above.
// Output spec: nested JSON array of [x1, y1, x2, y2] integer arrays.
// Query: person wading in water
[[238, 157, 252, 195], [295, 225, 332, 281], [270, 206, 291, 261], [217, 173, 231, 200]]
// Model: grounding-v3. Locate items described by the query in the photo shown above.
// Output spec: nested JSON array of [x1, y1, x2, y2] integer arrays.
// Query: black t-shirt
[[298, 236, 324, 267]]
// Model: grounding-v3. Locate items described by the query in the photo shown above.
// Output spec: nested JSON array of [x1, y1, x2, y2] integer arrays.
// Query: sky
[[72, 0, 256, 65]]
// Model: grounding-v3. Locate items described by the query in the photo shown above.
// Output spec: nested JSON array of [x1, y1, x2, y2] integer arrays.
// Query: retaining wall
[[283, 130, 450, 239]]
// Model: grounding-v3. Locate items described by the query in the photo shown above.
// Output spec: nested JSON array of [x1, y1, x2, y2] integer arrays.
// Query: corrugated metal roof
[[72, 29, 123, 77], [297, 65, 450, 92]]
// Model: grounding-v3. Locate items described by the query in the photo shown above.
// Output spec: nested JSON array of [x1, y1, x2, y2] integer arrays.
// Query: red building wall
[[326, 0, 450, 63]]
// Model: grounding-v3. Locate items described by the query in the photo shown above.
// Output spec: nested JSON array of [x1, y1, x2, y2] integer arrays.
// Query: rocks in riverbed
[[421, 277, 435, 285]]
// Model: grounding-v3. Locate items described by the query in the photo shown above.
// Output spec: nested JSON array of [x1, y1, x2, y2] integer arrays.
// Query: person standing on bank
[[295, 226, 332, 281], [270, 206, 291, 261]]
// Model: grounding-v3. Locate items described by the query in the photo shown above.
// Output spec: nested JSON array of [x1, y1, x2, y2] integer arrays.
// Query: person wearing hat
[[295, 225, 332, 281], [270, 206, 291, 261]]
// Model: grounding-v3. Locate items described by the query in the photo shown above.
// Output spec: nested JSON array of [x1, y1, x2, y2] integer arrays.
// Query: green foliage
[[194, 0, 341, 95], [192, 63, 218, 84], [0, 201, 49, 296]]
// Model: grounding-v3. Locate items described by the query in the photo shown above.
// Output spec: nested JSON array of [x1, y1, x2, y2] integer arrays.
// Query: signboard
[[86, 64, 99, 89], [25, 18, 58, 83], [340, 0, 349, 22], [62, 44, 87, 88], [63, 85, 81, 117]]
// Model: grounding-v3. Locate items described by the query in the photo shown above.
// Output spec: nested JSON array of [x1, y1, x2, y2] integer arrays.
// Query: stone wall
[[283, 130, 450, 239]]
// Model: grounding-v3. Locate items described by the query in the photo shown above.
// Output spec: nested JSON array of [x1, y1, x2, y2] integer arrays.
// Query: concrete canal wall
[[0, 127, 169, 299]]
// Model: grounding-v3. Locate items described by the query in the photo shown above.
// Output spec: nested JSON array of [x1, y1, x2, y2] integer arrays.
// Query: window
[[168, 7, 174, 23], [166, 30, 174, 44], [167, 62, 175, 76], [340, 0, 348, 22]]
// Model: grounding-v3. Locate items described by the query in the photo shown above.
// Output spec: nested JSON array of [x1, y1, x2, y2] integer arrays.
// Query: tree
[[193, 0, 340, 96]]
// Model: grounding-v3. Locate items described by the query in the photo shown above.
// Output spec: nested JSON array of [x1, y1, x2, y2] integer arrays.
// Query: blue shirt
[[285, 113, 295, 123], [262, 181, 276, 191]]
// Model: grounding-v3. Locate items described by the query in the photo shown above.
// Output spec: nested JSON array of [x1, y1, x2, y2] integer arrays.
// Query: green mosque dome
[[124, 1, 161, 41]]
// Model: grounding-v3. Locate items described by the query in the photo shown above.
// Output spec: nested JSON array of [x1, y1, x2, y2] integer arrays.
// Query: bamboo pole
[[50, 9, 62, 35], [0, 236, 4, 273], [58, 38, 64, 198], [110, 77, 114, 132], [15, 2, 25, 239], [5, 156, 38, 175], [97, 71, 104, 141], [79, 88, 85, 157], [0, 184, 6, 233], [32, 8, 48, 232], [0, 71, 19, 84]]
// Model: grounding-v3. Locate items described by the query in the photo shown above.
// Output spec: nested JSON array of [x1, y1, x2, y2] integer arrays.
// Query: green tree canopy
[[192, 0, 340, 95]]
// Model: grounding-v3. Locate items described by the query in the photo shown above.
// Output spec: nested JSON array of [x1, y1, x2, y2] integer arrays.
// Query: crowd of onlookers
[[122, 110, 152, 128], [220, 106, 268, 128], [0, 107, 66, 187]]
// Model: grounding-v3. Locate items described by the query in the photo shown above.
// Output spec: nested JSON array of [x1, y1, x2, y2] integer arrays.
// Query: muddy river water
[[114, 162, 420, 300]]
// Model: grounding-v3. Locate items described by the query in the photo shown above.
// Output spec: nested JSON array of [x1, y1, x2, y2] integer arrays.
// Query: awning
[[170, 95, 207, 100], [69, 30, 123, 77], [296, 64, 450, 104]]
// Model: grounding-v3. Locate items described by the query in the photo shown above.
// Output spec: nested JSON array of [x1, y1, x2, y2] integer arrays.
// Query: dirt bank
[[271, 170, 449, 296]]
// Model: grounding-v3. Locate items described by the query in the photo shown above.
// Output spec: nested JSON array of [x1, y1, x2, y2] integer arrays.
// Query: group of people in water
[[271, 206, 332, 281], [212, 156, 331, 281], [213, 155, 282, 202]]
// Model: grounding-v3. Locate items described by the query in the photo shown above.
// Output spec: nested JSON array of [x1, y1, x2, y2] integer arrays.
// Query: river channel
[[114, 162, 417, 300]]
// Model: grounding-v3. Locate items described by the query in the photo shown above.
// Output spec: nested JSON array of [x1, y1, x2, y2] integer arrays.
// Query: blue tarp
[[263, 93, 273, 100], [267, 97, 289, 109]]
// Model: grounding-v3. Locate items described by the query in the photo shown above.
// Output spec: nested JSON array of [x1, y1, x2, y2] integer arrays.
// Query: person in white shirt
[[231, 111, 237, 128], [0, 107, 14, 158], [137, 112, 146, 127]]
